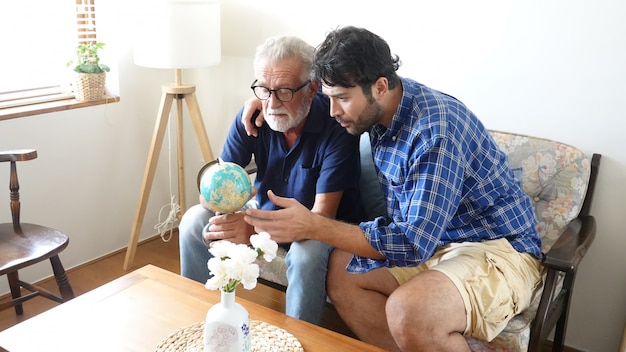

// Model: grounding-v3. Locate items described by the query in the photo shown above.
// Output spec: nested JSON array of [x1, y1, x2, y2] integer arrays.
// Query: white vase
[[203, 290, 251, 352]]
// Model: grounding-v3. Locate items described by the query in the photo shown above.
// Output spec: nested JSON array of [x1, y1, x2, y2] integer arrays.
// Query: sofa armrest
[[542, 215, 596, 272]]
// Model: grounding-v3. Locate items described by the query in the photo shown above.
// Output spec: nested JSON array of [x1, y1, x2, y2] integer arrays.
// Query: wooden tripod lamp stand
[[124, 0, 221, 270]]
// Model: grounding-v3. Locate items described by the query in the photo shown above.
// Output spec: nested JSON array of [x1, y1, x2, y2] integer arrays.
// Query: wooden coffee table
[[0, 265, 386, 351]]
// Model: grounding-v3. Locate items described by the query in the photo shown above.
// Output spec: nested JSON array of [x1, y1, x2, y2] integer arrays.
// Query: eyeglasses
[[250, 80, 310, 102]]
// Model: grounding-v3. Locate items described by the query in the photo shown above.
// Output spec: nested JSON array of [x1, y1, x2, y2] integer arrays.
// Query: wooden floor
[[0, 232, 354, 337]]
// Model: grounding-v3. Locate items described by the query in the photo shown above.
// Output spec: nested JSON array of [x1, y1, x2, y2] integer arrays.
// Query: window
[[0, 0, 102, 111]]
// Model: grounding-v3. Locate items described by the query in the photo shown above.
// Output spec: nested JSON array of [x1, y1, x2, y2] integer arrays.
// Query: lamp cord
[[154, 116, 181, 242]]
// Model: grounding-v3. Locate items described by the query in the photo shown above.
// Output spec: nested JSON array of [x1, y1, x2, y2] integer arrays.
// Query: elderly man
[[178, 35, 363, 325]]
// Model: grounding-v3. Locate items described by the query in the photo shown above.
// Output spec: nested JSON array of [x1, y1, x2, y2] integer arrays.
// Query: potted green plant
[[68, 42, 110, 101]]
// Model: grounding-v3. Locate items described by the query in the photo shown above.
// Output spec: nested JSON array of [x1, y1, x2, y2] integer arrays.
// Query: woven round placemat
[[156, 320, 304, 352]]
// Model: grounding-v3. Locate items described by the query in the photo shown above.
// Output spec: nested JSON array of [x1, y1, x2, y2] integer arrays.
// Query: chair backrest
[[489, 130, 592, 252], [358, 133, 387, 220], [0, 149, 38, 228]]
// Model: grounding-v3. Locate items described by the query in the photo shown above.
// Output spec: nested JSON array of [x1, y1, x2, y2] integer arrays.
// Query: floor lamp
[[124, 0, 221, 270]]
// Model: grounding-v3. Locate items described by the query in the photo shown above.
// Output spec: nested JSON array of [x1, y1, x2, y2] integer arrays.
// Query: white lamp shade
[[133, 0, 221, 69]]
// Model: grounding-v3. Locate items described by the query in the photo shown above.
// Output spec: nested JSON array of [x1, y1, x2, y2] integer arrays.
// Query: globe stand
[[196, 159, 220, 190], [123, 69, 216, 271]]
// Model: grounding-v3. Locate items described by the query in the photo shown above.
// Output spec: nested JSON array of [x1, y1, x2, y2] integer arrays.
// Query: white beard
[[264, 94, 312, 132]]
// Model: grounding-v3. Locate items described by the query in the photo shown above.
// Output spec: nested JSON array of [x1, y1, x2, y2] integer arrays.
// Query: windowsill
[[0, 95, 121, 121]]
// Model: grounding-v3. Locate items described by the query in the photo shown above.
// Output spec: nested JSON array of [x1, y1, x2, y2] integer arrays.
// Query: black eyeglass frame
[[250, 80, 311, 102]]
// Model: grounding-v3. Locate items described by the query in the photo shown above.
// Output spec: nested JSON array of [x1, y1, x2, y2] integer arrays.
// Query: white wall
[[0, 0, 623, 350]]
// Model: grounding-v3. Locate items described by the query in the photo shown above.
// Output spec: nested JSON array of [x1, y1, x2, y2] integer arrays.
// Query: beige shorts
[[388, 238, 544, 341]]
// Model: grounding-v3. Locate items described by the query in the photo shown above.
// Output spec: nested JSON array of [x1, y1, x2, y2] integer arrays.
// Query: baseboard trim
[[543, 340, 585, 352], [71, 231, 175, 273]]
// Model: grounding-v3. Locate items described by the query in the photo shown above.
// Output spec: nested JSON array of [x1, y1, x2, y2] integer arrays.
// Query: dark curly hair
[[313, 26, 401, 96]]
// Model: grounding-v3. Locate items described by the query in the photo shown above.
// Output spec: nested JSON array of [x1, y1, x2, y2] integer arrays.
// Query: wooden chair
[[0, 149, 74, 314]]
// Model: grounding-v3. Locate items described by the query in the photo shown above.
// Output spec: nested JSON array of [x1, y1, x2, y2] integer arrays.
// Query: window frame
[[0, 0, 119, 121]]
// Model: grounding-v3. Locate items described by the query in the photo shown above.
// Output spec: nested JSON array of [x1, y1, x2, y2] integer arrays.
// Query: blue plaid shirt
[[349, 78, 542, 273]]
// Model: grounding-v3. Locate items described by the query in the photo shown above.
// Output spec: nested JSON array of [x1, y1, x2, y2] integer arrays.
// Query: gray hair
[[253, 36, 315, 82]]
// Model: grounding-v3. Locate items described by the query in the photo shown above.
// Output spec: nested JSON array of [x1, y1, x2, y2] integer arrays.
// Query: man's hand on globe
[[203, 211, 255, 245]]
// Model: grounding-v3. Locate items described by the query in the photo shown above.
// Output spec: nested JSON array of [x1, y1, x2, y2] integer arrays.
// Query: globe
[[199, 161, 252, 213]]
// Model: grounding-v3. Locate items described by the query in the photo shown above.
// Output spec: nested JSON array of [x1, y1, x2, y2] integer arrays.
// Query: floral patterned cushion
[[258, 130, 593, 352], [489, 130, 592, 253]]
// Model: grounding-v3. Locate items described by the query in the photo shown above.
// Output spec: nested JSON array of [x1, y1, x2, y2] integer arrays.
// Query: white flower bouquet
[[205, 232, 278, 293]]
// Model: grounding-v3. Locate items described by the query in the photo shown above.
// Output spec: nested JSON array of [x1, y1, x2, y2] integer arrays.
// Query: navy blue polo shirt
[[221, 92, 364, 224]]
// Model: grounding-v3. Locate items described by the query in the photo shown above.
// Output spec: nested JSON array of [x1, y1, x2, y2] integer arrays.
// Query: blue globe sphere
[[199, 161, 252, 213]]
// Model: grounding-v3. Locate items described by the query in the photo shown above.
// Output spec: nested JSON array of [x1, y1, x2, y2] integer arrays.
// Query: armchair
[[465, 131, 600, 351], [256, 131, 600, 352]]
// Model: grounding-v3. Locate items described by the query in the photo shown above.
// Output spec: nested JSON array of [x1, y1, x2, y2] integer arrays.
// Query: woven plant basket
[[74, 72, 106, 101]]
